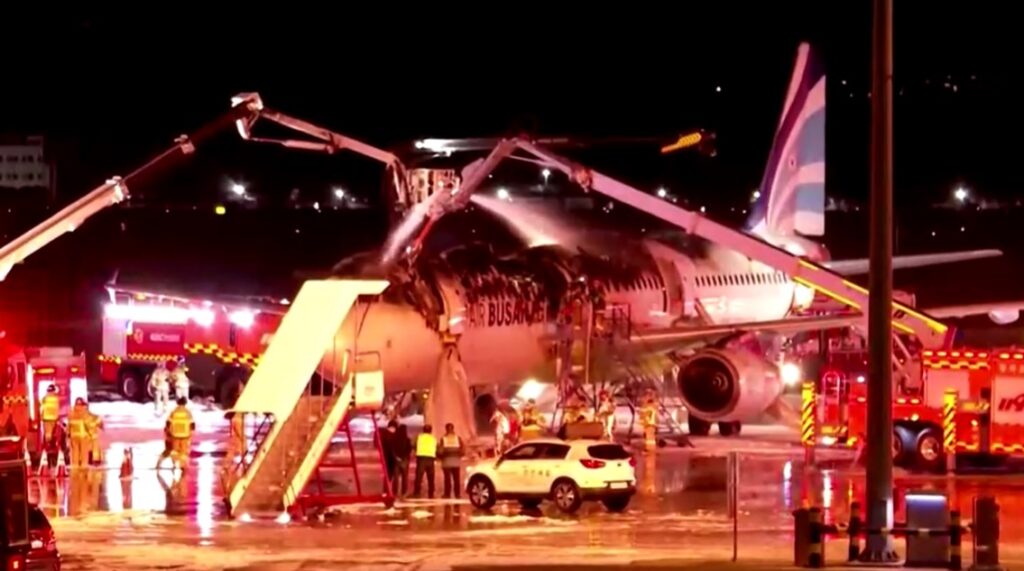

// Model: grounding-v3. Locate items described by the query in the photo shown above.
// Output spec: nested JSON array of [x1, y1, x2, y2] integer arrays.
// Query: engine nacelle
[[676, 348, 783, 422]]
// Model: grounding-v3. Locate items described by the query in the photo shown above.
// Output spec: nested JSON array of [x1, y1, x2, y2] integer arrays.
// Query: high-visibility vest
[[86, 413, 102, 437], [442, 435, 461, 449], [641, 404, 657, 426], [416, 433, 437, 458], [40, 395, 60, 422], [68, 409, 89, 439], [168, 407, 193, 439]]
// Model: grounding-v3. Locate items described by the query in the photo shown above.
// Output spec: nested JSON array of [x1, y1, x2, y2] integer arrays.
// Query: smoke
[[380, 199, 433, 265], [469, 194, 581, 249]]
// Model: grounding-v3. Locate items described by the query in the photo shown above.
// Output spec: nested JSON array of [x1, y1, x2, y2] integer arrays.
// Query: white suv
[[465, 438, 636, 514]]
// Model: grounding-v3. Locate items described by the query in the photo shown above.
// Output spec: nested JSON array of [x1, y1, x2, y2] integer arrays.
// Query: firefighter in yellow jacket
[[87, 409, 104, 466], [67, 398, 91, 468], [161, 397, 195, 471], [40, 385, 61, 446]]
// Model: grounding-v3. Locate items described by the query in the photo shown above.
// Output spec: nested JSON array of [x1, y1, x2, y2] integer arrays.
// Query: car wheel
[[602, 495, 631, 513], [551, 479, 583, 514], [520, 499, 544, 511], [119, 368, 146, 402], [914, 427, 945, 472], [688, 415, 711, 436], [467, 476, 496, 510]]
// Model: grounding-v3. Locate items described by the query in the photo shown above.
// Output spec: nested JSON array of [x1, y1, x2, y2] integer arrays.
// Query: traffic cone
[[120, 448, 134, 479], [54, 449, 67, 479]]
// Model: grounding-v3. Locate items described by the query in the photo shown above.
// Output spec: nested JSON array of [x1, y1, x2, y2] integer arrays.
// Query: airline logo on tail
[[747, 43, 826, 238]]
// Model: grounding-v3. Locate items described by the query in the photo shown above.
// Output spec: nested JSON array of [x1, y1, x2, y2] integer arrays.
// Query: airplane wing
[[925, 300, 1024, 324], [823, 249, 1002, 275], [628, 297, 1024, 347], [627, 314, 863, 345]]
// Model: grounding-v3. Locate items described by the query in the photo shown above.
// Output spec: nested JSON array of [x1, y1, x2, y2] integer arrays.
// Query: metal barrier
[[793, 496, 1001, 569]]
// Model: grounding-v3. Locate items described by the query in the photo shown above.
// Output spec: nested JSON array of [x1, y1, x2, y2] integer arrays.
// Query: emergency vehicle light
[[33, 367, 54, 375], [104, 303, 215, 326]]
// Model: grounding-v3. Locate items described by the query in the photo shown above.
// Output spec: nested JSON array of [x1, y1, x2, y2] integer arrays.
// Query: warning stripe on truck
[[184, 343, 261, 367]]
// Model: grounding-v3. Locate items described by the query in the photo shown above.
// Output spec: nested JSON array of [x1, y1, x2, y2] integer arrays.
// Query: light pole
[[861, 0, 898, 562]]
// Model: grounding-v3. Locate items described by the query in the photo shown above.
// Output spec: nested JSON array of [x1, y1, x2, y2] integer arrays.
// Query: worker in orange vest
[[40, 385, 61, 447], [160, 397, 195, 471], [67, 398, 91, 469]]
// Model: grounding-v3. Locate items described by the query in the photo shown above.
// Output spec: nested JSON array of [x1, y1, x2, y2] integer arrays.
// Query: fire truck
[[814, 332, 1024, 472], [97, 286, 285, 405], [0, 342, 86, 454]]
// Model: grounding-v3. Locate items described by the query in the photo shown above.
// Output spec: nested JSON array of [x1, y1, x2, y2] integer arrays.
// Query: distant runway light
[[333, 187, 346, 199], [230, 183, 247, 196], [954, 186, 968, 202], [700, 206, 706, 213], [715, 85, 722, 93], [496, 188, 510, 201], [656, 188, 667, 198], [752, 190, 761, 201], [541, 168, 551, 183]]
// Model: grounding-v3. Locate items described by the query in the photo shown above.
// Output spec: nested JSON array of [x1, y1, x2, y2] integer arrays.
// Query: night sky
[[0, 5, 1022, 349]]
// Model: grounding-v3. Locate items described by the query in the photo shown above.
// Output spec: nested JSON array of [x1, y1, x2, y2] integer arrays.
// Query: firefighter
[[169, 358, 190, 402], [150, 361, 172, 415], [414, 424, 437, 499], [67, 398, 91, 469], [439, 423, 463, 499], [162, 397, 194, 471], [562, 395, 584, 427], [40, 385, 61, 447], [597, 391, 616, 441], [520, 399, 544, 441], [87, 407, 104, 466], [490, 407, 510, 455], [640, 392, 659, 451]]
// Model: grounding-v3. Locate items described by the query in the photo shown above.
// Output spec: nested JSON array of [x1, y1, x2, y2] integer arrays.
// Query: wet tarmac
[[38, 401, 1024, 570]]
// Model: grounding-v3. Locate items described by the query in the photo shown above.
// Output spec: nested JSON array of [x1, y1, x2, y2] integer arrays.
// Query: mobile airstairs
[[225, 279, 393, 519]]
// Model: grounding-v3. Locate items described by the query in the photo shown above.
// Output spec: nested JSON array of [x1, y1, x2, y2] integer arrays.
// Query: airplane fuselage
[[329, 235, 807, 394]]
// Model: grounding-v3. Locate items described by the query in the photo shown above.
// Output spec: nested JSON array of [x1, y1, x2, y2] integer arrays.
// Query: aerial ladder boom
[[401, 138, 953, 349], [0, 105, 252, 281], [230, 93, 409, 203], [0, 93, 404, 282]]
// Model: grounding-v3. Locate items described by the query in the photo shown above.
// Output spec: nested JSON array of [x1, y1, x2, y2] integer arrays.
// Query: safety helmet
[[166, 359, 178, 372], [75, 397, 86, 406], [47, 385, 57, 393]]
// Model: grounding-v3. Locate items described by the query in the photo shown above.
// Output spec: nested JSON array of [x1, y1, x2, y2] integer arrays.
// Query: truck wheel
[[218, 369, 246, 407], [119, 368, 146, 402], [914, 427, 944, 472], [688, 415, 711, 436], [718, 421, 741, 437], [893, 425, 913, 465]]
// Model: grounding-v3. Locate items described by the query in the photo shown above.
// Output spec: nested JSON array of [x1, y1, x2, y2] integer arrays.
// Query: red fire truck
[[97, 286, 285, 405], [0, 341, 86, 454], [814, 337, 1024, 472]]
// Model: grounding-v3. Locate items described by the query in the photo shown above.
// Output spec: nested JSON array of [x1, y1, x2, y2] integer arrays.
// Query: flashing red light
[[34, 367, 54, 375], [7, 555, 24, 571], [629, 456, 637, 468], [580, 459, 606, 469]]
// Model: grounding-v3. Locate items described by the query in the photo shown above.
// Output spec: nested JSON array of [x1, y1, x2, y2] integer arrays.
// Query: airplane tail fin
[[747, 43, 826, 238]]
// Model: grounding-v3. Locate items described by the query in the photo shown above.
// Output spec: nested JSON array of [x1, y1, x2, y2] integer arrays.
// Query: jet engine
[[676, 348, 783, 422]]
